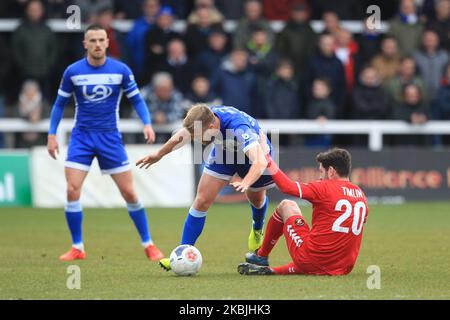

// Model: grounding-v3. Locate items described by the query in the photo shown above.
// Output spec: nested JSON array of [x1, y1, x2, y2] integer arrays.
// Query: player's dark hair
[[84, 24, 106, 35], [316, 148, 352, 177]]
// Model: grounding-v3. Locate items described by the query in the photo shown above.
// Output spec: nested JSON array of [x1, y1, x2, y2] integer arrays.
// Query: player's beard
[[90, 49, 106, 60]]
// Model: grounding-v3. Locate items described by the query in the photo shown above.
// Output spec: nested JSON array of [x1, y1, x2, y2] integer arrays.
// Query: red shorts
[[283, 215, 328, 275]]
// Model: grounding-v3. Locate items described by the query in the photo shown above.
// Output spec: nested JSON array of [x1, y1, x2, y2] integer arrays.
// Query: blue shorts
[[204, 144, 275, 192], [65, 128, 130, 175]]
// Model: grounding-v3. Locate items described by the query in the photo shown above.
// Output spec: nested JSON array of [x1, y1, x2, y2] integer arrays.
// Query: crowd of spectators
[[0, 0, 450, 148]]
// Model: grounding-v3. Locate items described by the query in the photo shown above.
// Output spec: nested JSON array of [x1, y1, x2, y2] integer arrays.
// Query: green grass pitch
[[1, 202, 449, 300]]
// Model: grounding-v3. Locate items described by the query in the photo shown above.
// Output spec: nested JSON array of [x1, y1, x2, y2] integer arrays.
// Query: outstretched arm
[[136, 127, 191, 169], [231, 143, 268, 193], [265, 154, 300, 197]]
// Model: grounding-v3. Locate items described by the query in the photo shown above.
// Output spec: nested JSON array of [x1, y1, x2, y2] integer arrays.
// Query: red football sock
[[257, 210, 284, 257], [272, 262, 300, 275]]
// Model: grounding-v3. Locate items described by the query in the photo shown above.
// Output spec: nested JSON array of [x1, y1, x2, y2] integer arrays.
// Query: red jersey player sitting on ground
[[231, 148, 369, 276]]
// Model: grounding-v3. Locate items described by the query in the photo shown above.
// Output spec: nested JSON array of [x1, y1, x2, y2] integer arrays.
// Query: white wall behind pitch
[[31, 144, 194, 208]]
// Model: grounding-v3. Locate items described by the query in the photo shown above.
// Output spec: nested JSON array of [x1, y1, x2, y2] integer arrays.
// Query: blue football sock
[[65, 201, 83, 248], [251, 196, 268, 231], [127, 202, 152, 247], [181, 207, 207, 245]]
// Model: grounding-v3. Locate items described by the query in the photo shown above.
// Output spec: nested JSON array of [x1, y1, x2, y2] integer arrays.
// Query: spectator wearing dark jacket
[[185, 6, 223, 59], [263, 59, 299, 119], [196, 27, 230, 80], [305, 78, 336, 148], [351, 67, 389, 119], [307, 78, 337, 120], [143, 6, 181, 78], [157, 39, 196, 95], [413, 30, 449, 100], [427, 0, 450, 52], [233, 0, 274, 49], [390, 83, 429, 146], [305, 34, 346, 117], [246, 27, 278, 105], [11, 0, 57, 99], [432, 64, 450, 120], [126, 0, 160, 79], [400, 85, 428, 123], [211, 49, 257, 116], [185, 75, 221, 105], [276, 3, 317, 74], [215, 0, 244, 19], [432, 64, 450, 145], [355, 17, 383, 64]]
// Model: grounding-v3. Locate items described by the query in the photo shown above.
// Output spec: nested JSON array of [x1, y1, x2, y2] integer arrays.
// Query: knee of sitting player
[[277, 199, 302, 222]]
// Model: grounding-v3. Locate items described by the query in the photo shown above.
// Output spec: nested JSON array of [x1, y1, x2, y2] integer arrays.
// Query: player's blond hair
[[183, 104, 215, 134]]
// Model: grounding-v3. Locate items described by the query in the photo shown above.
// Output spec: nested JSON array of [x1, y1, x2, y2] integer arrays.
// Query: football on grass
[[169, 245, 202, 276]]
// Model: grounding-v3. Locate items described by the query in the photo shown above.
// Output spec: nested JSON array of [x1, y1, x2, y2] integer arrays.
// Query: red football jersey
[[266, 155, 369, 275], [297, 179, 369, 275]]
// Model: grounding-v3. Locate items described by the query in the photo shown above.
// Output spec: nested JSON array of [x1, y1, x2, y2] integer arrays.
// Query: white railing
[[0, 18, 389, 33], [1, 119, 449, 151]]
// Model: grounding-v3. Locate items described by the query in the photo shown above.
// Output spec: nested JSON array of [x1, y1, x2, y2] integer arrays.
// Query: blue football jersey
[[210, 106, 263, 153], [58, 57, 140, 131]]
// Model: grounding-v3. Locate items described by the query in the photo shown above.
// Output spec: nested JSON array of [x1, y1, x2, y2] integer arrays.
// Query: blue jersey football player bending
[[47, 25, 164, 261], [136, 104, 273, 270]]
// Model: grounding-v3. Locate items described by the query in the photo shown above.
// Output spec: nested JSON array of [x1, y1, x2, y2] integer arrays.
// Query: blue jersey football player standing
[[47, 25, 164, 261], [136, 104, 273, 270]]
